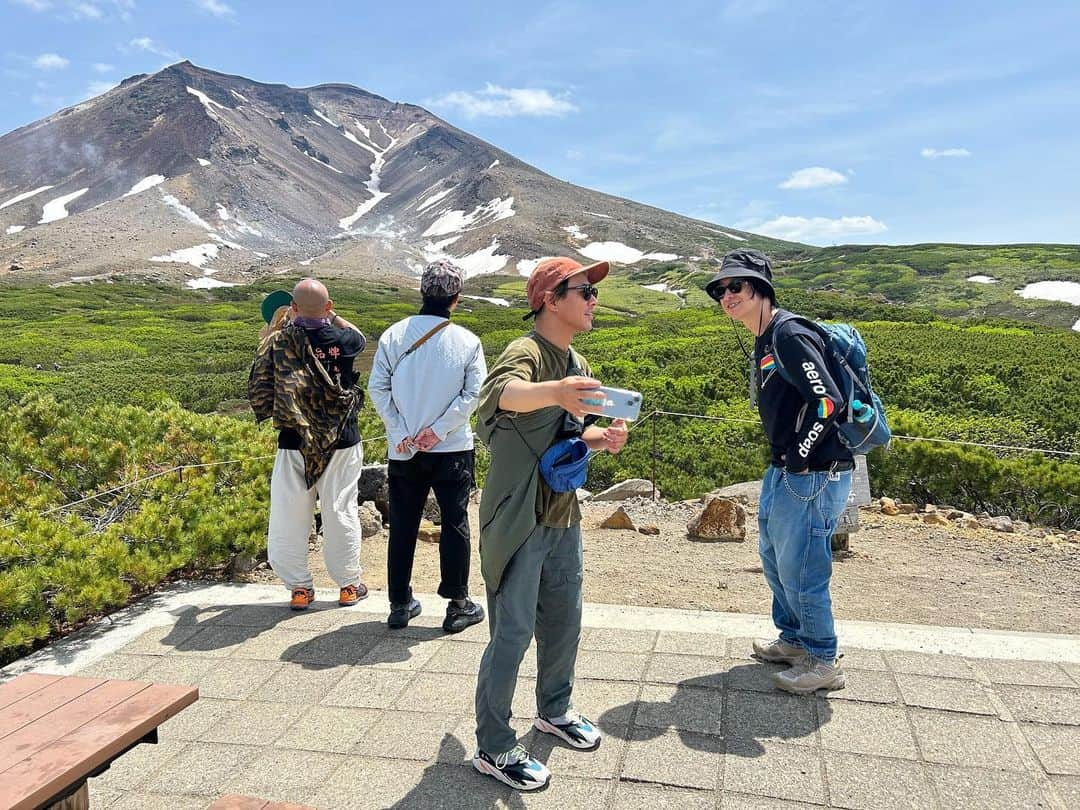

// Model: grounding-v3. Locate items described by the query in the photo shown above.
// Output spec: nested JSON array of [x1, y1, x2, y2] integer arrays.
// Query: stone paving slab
[[3, 581, 1079, 809]]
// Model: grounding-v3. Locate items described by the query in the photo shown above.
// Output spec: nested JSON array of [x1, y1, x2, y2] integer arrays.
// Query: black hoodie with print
[[753, 310, 853, 472]]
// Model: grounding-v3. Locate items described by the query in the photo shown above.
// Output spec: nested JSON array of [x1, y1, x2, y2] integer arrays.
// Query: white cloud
[[921, 147, 972, 159], [779, 167, 848, 190], [194, 0, 234, 16], [12, 0, 53, 10], [129, 37, 180, 59], [92, 62, 114, 73], [428, 84, 578, 118], [33, 53, 70, 70], [747, 215, 888, 244], [71, 1, 102, 18]]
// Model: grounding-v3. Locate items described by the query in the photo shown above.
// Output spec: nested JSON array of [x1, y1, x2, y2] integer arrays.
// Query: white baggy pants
[[267, 445, 364, 590]]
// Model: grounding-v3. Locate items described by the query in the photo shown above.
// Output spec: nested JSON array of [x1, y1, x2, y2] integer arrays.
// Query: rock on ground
[[588, 478, 657, 501], [687, 497, 747, 542]]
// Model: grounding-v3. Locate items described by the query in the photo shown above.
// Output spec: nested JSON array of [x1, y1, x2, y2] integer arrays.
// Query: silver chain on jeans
[[781, 469, 832, 502]]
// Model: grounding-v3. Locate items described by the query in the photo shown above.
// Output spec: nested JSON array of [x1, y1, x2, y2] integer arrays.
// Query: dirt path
[[263, 497, 1080, 635]]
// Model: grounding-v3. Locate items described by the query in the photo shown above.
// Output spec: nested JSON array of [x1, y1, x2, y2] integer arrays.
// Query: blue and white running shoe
[[472, 743, 551, 791], [534, 710, 602, 750]]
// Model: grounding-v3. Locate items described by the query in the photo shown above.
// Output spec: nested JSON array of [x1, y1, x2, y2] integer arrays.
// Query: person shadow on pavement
[[387, 734, 530, 809], [155, 602, 445, 671], [598, 661, 832, 757]]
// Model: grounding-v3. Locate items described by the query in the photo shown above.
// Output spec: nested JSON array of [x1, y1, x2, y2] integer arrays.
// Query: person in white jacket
[[368, 260, 488, 632]]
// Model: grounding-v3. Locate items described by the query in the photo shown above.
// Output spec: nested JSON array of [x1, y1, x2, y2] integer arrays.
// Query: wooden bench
[[207, 796, 315, 810], [0, 672, 198, 810]]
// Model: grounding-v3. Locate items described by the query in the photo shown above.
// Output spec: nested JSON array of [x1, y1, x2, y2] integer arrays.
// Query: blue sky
[[3, 0, 1079, 246]]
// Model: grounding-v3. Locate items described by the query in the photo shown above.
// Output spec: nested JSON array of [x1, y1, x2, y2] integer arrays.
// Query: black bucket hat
[[705, 249, 774, 302]]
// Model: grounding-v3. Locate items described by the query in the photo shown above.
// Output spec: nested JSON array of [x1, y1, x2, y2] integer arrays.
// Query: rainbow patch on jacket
[[817, 398, 835, 419], [759, 355, 776, 373]]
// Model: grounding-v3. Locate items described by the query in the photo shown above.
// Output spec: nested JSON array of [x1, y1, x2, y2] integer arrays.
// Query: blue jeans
[[758, 465, 852, 661]]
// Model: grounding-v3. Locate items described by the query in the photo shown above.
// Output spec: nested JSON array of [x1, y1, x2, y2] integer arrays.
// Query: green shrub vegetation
[[0, 274, 1077, 663]]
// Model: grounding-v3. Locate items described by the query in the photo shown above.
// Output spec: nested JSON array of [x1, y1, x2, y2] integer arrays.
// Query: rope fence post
[[651, 411, 658, 500]]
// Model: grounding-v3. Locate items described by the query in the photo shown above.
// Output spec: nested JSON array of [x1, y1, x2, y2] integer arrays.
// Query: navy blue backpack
[[772, 314, 892, 455]]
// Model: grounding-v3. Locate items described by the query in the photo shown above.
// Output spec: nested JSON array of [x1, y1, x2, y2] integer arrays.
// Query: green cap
[[260, 290, 293, 324]]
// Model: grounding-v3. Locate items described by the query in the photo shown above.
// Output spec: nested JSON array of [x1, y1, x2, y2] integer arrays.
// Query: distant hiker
[[248, 278, 368, 611], [368, 260, 488, 633], [472, 257, 628, 791], [707, 249, 853, 694]]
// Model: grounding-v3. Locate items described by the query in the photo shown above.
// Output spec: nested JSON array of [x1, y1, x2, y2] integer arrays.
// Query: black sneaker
[[387, 598, 421, 629], [443, 598, 485, 633], [472, 744, 550, 791]]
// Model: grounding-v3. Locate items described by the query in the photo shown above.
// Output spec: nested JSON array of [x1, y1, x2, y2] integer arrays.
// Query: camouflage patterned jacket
[[248, 324, 364, 488]]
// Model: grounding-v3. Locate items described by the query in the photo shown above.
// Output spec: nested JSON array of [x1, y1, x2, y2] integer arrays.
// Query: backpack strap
[[390, 319, 451, 377]]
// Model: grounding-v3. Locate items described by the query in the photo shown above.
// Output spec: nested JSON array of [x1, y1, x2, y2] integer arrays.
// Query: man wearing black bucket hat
[[707, 249, 853, 695], [470, 257, 628, 790]]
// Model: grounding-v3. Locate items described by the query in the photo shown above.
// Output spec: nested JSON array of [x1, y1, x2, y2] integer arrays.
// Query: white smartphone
[[582, 386, 643, 421]]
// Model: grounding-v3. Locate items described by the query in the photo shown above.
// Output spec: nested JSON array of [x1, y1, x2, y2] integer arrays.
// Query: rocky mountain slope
[[0, 61, 798, 289]]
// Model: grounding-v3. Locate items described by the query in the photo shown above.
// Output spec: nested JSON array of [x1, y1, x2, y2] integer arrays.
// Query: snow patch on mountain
[[39, 188, 89, 223], [313, 109, 339, 127], [643, 282, 686, 297], [416, 186, 455, 213], [161, 193, 213, 230], [151, 243, 219, 268], [123, 175, 165, 197], [464, 295, 509, 307], [703, 226, 746, 241], [1, 185, 54, 210], [186, 86, 226, 118], [1016, 280, 1080, 305], [186, 276, 235, 289], [6, 225, 25, 234], [578, 241, 678, 264], [423, 196, 515, 238], [197, 158, 211, 167], [563, 224, 588, 241], [967, 275, 998, 284], [339, 122, 399, 229], [517, 258, 541, 276]]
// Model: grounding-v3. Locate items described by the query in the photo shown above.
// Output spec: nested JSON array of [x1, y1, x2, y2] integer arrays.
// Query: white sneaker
[[534, 710, 602, 750], [472, 743, 551, 790], [752, 637, 807, 665], [772, 657, 846, 695]]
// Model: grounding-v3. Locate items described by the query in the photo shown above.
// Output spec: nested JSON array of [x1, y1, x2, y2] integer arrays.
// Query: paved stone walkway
[[2, 583, 1078, 809]]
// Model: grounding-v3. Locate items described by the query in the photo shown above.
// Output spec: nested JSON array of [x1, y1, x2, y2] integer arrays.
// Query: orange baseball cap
[[525, 257, 609, 316]]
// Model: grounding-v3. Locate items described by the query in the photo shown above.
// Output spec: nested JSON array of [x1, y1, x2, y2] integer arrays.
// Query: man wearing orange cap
[[471, 257, 629, 790]]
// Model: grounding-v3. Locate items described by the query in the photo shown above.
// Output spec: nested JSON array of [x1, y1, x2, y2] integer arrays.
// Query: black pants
[[387, 450, 474, 605]]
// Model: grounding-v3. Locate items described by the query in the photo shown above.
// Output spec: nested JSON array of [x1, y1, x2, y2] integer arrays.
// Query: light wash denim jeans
[[474, 524, 583, 756], [758, 464, 852, 661]]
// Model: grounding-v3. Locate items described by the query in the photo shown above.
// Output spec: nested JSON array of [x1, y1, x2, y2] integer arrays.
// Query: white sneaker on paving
[[752, 638, 807, 665], [472, 744, 551, 791], [534, 710, 602, 750], [772, 657, 846, 695]]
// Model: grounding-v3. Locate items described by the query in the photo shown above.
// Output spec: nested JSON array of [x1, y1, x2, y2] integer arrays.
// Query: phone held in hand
[[582, 386, 643, 421]]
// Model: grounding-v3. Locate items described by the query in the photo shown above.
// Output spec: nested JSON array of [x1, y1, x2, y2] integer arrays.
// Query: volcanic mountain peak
[[0, 62, 791, 288]]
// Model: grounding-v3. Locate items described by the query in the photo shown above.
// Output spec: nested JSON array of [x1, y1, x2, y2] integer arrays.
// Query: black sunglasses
[[712, 279, 746, 297], [565, 283, 600, 301]]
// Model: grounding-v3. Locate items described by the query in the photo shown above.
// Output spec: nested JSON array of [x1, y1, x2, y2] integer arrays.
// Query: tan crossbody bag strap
[[390, 319, 451, 376]]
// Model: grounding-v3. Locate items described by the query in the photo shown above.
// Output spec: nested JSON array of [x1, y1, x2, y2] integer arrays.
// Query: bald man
[[262, 278, 369, 610]]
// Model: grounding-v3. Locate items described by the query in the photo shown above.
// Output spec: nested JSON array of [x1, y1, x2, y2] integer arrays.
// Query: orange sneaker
[[290, 587, 315, 610], [338, 583, 368, 606]]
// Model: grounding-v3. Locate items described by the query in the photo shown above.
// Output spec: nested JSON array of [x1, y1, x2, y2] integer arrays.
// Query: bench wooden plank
[[206, 797, 316, 810], [0, 676, 106, 738], [0, 679, 150, 774], [2, 682, 197, 810], [207, 796, 271, 810], [0, 673, 63, 711]]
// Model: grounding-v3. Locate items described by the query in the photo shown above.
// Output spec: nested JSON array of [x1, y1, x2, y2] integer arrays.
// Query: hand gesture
[[412, 427, 442, 452], [556, 376, 602, 419], [602, 418, 629, 454], [395, 436, 415, 455]]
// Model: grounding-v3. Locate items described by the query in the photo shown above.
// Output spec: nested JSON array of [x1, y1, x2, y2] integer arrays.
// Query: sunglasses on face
[[713, 279, 747, 297], [565, 283, 600, 301]]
